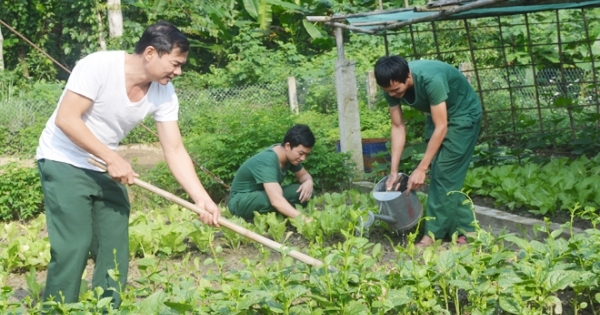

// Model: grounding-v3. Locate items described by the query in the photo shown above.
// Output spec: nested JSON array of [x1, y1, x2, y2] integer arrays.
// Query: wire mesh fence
[[0, 97, 55, 132], [1, 62, 598, 157], [379, 7, 600, 156], [177, 82, 289, 109]]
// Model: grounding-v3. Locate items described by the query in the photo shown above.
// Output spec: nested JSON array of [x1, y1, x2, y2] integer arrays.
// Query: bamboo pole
[[368, 0, 507, 32], [88, 158, 325, 268], [306, 8, 412, 22], [306, 0, 508, 34]]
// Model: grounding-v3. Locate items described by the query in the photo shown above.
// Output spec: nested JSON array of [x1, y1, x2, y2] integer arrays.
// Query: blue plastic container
[[336, 138, 390, 173]]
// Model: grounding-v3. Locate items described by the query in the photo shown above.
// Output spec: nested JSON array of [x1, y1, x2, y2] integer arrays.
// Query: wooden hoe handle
[[88, 158, 324, 268]]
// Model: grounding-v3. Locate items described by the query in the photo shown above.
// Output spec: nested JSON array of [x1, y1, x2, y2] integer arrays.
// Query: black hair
[[374, 55, 410, 87], [282, 124, 316, 148], [134, 20, 190, 56]]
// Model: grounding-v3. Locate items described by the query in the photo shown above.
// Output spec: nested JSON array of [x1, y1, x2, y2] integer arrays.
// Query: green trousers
[[228, 184, 307, 220], [424, 115, 481, 239], [38, 159, 130, 307]]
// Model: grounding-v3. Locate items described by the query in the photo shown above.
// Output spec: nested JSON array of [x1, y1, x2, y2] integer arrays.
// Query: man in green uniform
[[374, 56, 482, 246], [228, 124, 315, 221]]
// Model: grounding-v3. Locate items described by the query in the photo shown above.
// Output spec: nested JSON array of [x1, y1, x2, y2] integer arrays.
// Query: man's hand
[[197, 200, 221, 227], [406, 168, 427, 194], [106, 156, 138, 185], [303, 215, 313, 224], [296, 180, 314, 203], [385, 172, 400, 191]]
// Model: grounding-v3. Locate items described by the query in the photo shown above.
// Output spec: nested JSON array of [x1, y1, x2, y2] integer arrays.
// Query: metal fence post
[[287, 76, 299, 113]]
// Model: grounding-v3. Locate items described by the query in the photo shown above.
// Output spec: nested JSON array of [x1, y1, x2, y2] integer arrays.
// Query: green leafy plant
[[464, 153, 600, 216], [0, 163, 43, 221]]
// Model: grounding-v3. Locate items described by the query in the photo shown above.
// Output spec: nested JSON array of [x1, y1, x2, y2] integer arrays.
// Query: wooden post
[[366, 70, 378, 110], [108, 0, 123, 38], [335, 27, 345, 61], [334, 26, 364, 174], [459, 62, 473, 84], [287, 76, 299, 113]]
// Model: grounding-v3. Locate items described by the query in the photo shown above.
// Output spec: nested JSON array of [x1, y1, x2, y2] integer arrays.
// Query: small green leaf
[[164, 301, 194, 313], [499, 296, 522, 314]]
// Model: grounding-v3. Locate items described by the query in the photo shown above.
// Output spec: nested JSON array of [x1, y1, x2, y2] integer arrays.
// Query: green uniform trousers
[[424, 115, 481, 239], [228, 184, 307, 220], [38, 159, 130, 307]]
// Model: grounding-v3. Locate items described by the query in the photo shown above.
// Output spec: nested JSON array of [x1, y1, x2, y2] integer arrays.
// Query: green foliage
[[0, 78, 62, 156], [0, 214, 49, 272], [303, 140, 355, 190], [0, 164, 43, 221], [464, 153, 600, 216], [2, 188, 600, 314], [0, 0, 60, 81], [120, 116, 157, 145], [141, 104, 353, 200], [291, 190, 373, 243], [253, 212, 288, 243]]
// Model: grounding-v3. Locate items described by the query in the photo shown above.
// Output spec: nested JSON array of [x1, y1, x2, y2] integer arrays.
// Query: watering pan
[[367, 173, 423, 232]]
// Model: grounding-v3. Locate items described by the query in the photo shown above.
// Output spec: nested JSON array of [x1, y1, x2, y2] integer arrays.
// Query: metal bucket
[[371, 173, 423, 232]]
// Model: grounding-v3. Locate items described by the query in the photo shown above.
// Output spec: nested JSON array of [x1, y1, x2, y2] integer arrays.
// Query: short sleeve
[[152, 85, 179, 122], [290, 163, 303, 173], [251, 159, 280, 184], [424, 74, 449, 106], [65, 53, 107, 101], [383, 91, 401, 107]]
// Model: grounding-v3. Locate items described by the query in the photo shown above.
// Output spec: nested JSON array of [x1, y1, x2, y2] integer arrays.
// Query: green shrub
[[144, 105, 354, 202], [0, 163, 44, 221], [0, 126, 10, 154], [121, 116, 158, 145], [13, 122, 46, 156]]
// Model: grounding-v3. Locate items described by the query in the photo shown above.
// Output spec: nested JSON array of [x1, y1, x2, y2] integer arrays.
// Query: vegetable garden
[[2, 187, 600, 314], [2, 98, 600, 313], [2, 0, 600, 313]]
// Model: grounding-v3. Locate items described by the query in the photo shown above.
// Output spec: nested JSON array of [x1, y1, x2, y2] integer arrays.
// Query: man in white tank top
[[36, 21, 221, 308]]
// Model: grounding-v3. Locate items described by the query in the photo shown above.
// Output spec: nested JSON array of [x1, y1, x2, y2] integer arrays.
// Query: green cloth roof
[[345, 0, 600, 34]]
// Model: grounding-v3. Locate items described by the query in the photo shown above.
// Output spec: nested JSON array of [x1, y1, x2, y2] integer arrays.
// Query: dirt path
[[0, 143, 165, 169]]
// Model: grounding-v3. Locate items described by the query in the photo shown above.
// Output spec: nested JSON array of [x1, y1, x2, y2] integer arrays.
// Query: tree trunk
[[108, 0, 123, 38], [0, 25, 4, 71]]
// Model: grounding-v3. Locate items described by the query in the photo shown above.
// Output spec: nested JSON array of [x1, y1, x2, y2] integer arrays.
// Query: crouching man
[[228, 124, 315, 222]]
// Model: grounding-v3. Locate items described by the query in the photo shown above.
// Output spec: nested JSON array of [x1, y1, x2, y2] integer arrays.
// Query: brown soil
[[116, 143, 165, 169], [0, 143, 165, 170]]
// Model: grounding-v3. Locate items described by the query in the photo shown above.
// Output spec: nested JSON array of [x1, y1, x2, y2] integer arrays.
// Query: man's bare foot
[[416, 235, 434, 247]]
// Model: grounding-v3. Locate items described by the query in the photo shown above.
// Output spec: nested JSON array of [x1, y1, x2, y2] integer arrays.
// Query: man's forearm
[[271, 198, 302, 218], [298, 173, 313, 184], [389, 125, 406, 173]]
